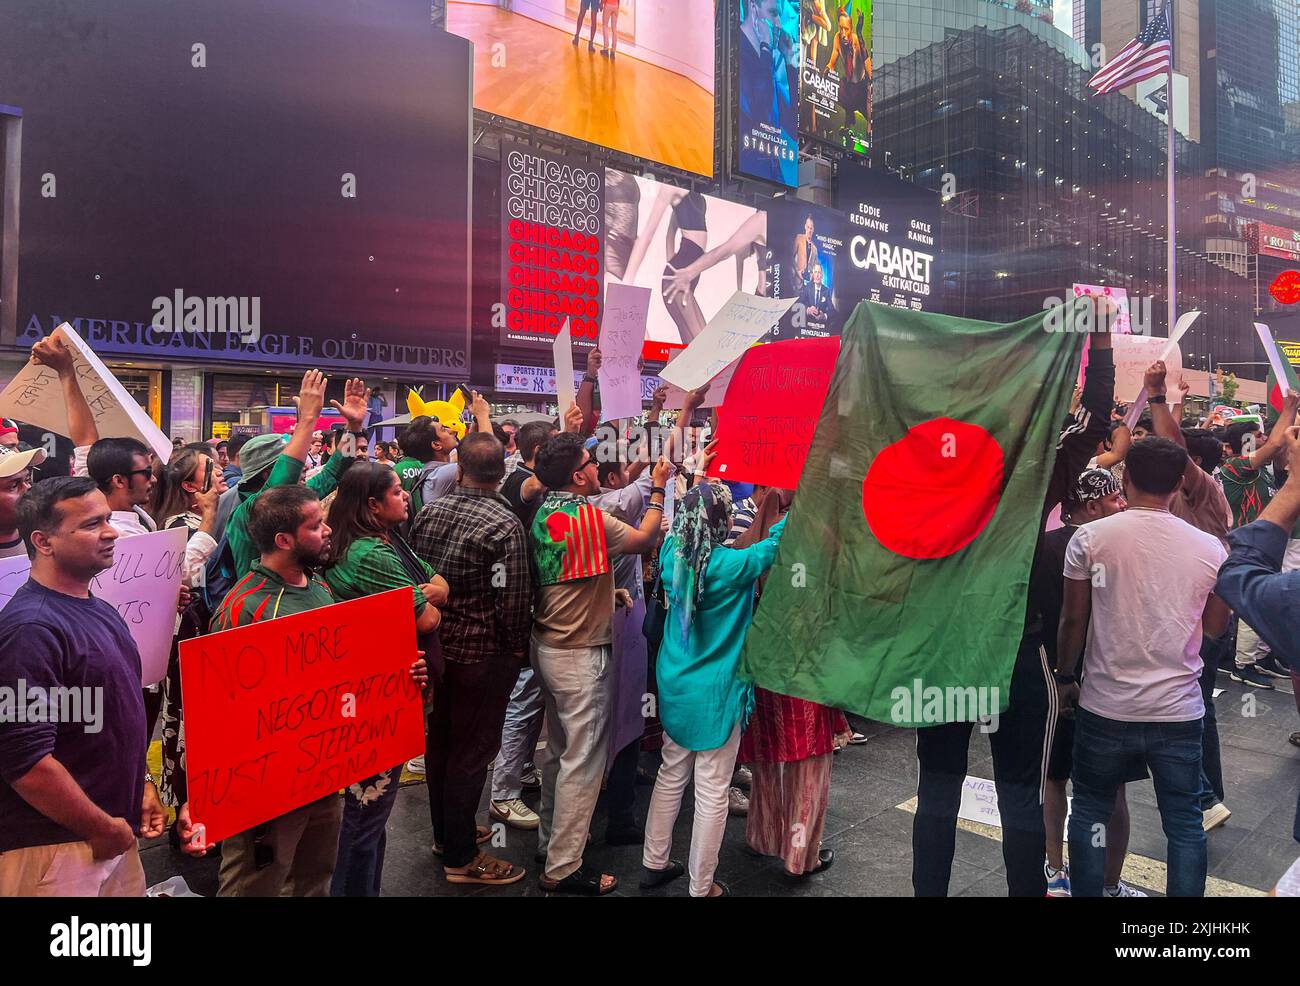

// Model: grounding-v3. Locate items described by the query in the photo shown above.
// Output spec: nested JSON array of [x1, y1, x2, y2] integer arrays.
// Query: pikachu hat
[[407, 387, 468, 439]]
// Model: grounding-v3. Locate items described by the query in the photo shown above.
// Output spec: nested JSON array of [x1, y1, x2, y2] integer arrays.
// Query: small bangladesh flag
[[1266, 351, 1300, 423], [739, 301, 1086, 726]]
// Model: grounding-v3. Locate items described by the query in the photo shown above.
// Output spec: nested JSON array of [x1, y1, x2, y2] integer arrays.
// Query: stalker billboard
[[735, 0, 801, 187], [499, 144, 605, 349]]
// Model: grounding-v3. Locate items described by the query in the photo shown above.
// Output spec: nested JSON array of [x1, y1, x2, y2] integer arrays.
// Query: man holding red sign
[[177, 485, 427, 896]]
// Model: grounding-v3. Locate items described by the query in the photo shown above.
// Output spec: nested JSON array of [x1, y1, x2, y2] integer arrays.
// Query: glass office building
[[870, 18, 1256, 370], [1202, 0, 1300, 174]]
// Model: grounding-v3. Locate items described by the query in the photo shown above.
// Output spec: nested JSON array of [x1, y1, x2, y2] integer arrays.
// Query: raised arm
[[1245, 390, 1299, 470], [615, 457, 672, 554], [284, 370, 327, 463], [31, 335, 99, 447], [577, 350, 600, 437]]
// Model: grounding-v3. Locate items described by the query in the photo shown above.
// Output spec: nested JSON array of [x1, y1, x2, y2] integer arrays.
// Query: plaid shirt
[[410, 487, 533, 663]]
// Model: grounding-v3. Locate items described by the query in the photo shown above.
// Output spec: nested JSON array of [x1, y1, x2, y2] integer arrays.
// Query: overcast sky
[[1053, 0, 1072, 34]]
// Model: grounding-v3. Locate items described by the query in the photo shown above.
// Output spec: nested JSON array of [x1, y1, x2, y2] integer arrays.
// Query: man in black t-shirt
[[500, 420, 556, 531]]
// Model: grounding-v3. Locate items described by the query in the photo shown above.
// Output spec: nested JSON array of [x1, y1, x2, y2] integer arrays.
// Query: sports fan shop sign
[[500, 144, 604, 349]]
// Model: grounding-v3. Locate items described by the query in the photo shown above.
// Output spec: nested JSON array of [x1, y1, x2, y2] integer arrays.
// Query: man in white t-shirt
[[1056, 436, 1230, 897]]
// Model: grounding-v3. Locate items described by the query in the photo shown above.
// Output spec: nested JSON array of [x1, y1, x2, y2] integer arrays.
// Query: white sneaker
[[1045, 862, 1071, 897], [1105, 881, 1149, 897], [1203, 802, 1232, 831], [406, 755, 425, 775], [727, 786, 749, 817], [490, 798, 539, 830]]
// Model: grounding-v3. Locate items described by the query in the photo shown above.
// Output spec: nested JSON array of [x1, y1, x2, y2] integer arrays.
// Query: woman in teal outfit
[[640, 480, 787, 897]]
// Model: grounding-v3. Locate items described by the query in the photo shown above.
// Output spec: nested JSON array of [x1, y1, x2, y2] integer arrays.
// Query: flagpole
[[1165, 1, 1177, 336]]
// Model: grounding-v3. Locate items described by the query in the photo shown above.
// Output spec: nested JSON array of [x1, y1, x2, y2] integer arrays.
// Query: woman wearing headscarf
[[735, 487, 850, 879], [641, 479, 787, 897]]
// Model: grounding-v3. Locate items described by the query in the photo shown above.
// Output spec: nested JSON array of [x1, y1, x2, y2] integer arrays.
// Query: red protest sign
[[706, 337, 840, 490], [178, 588, 423, 844]]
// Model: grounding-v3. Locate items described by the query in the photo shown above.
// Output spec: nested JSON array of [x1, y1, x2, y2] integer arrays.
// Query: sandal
[[431, 825, 493, 856], [539, 867, 618, 896], [639, 860, 684, 889], [444, 851, 524, 886]]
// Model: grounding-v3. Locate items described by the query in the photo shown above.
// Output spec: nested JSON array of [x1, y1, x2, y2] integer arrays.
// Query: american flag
[[1088, 4, 1173, 94]]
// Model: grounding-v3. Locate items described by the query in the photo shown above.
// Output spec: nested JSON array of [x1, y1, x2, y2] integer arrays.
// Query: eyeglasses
[[120, 468, 153, 481]]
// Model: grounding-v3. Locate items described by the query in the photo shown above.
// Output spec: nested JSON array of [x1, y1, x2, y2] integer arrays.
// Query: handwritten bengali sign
[[598, 283, 650, 420], [0, 527, 185, 686], [656, 292, 796, 393], [0, 321, 172, 460], [179, 588, 423, 844], [706, 337, 840, 490]]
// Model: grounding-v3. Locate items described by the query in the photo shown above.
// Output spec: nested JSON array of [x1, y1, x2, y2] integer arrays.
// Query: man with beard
[[178, 485, 344, 896]]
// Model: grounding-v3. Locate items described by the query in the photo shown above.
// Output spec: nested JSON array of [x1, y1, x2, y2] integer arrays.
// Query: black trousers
[[601, 738, 640, 833], [425, 658, 520, 868], [912, 638, 1055, 897]]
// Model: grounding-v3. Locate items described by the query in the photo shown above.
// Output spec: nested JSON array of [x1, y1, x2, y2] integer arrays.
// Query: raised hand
[[331, 377, 371, 431], [294, 369, 327, 424], [1143, 360, 1167, 396], [30, 335, 75, 376]]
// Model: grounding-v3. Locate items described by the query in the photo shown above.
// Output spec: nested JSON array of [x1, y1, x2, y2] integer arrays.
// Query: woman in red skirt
[[733, 489, 851, 876]]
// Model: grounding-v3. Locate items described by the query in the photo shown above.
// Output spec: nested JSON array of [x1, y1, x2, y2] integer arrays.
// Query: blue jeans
[[1197, 632, 1228, 808], [1068, 709, 1206, 897], [331, 764, 403, 897]]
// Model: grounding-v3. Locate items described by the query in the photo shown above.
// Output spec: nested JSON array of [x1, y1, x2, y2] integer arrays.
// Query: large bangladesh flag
[[739, 301, 1086, 726]]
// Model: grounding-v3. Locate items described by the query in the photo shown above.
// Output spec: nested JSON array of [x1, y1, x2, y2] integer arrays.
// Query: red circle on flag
[[862, 418, 1005, 560], [1270, 270, 1300, 306]]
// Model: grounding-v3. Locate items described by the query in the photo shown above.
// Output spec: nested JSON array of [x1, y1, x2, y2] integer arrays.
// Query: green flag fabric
[[739, 301, 1086, 727], [1266, 353, 1300, 423]]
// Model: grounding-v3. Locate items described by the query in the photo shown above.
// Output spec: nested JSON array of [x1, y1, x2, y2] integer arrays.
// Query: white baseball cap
[[0, 443, 48, 478]]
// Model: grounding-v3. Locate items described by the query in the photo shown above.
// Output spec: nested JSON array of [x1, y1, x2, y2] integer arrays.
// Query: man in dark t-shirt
[[0, 476, 158, 896]]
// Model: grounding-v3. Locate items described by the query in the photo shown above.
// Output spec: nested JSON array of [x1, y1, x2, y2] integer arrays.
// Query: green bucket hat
[[237, 433, 290, 486]]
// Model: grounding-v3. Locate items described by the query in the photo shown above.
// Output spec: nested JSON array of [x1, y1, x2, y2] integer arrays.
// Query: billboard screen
[[1246, 222, 1300, 262], [499, 144, 605, 350], [604, 169, 767, 348], [799, 0, 872, 153], [450, 0, 716, 176], [736, 0, 801, 187], [836, 164, 940, 312], [766, 200, 847, 339], [0, 0, 472, 375]]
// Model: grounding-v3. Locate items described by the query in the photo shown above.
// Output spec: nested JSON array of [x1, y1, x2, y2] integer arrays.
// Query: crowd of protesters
[[1, 324, 1299, 899]]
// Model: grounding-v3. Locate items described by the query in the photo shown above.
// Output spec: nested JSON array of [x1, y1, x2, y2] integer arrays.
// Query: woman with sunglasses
[[146, 446, 228, 825], [322, 463, 481, 894]]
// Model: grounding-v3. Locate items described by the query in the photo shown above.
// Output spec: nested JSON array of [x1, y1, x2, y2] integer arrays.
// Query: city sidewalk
[[142, 675, 1300, 897]]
